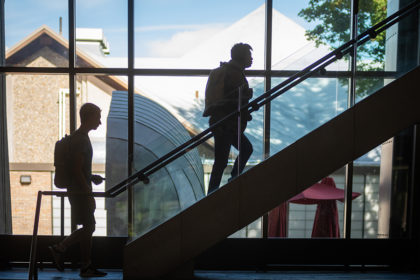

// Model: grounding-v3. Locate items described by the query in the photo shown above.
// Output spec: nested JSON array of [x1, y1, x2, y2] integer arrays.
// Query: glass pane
[[7, 74, 68, 235], [355, 1, 388, 100], [356, 2, 420, 100], [76, 0, 128, 67], [132, 146, 206, 237], [358, 0, 388, 34], [125, 75, 263, 238], [74, 75, 129, 237], [269, 76, 349, 156], [5, 0, 68, 67], [351, 162, 380, 239], [134, 0, 264, 69], [273, 0, 351, 71], [351, 3, 420, 239], [284, 171, 348, 239]]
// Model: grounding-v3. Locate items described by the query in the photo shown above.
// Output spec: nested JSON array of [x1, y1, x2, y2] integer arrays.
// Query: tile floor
[[2, 268, 420, 280]]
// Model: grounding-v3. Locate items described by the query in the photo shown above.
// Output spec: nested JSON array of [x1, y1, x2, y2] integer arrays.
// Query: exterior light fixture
[[20, 175, 32, 185]]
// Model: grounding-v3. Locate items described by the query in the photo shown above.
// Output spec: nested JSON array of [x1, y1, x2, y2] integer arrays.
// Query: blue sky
[[5, 0, 312, 57]]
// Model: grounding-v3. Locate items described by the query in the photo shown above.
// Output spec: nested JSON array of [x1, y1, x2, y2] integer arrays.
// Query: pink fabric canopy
[[268, 177, 361, 238], [289, 177, 360, 204], [268, 203, 288, 237]]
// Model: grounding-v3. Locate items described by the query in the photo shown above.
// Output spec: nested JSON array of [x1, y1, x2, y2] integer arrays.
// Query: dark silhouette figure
[[204, 43, 254, 194], [49, 103, 107, 278]]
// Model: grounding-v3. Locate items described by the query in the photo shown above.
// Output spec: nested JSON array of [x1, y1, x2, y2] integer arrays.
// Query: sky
[[5, 0, 313, 58]]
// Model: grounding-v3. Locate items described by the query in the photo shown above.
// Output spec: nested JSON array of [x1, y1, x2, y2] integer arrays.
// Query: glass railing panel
[[75, 0, 128, 68], [5, 0, 68, 67], [134, 0, 264, 69]]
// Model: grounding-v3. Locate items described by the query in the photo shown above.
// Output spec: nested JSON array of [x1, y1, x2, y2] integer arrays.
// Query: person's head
[[231, 43, 253, 68], [79, 103, 101, 130]]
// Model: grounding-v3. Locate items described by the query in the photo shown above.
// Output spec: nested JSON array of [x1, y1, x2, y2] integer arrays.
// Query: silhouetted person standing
[[204, 43, 254, 194], [49, 103, 107, 278]]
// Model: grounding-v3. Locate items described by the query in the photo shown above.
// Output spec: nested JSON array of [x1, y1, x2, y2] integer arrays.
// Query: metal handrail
[[28, 190, 108, 280], [28, 1, 420, 279], [105, 0, 420, 197]]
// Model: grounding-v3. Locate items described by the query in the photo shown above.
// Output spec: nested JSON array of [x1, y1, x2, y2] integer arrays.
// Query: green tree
[[298, 0, 387, 97], [298, 0, 387, 67]]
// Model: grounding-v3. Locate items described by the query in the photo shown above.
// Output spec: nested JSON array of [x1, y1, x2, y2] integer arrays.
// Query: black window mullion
[[68, 0, 78, 232], [127, 0, 135, 237], [262, 0, 273, 239], [68, 0, 77, 134], [343, 0, 359, 239]]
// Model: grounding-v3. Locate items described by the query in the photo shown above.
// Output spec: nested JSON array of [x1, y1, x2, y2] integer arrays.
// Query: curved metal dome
[[106, 91, 204, 236]]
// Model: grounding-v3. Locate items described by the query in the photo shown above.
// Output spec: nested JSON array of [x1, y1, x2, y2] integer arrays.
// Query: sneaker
[[80, 266, 107, 278], [48, 245, 64, 271]]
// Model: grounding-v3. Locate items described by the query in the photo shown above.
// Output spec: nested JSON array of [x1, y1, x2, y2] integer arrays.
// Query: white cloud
[[145, 25, 226, 57]]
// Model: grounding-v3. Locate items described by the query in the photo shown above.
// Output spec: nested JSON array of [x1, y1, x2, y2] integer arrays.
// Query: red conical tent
[[268, 177, 360, 238]]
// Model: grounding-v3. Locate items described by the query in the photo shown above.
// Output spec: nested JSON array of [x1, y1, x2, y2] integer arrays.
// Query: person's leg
[[78, 196, 96, 269], [230, 133, 253, 179], [80, 223, 95, 269], [56, 195, 88, 251], [208, 128, 233, 194], [49, 195, 82, 271], [79, 205, 107, 277], [57, 227, 84, 251]]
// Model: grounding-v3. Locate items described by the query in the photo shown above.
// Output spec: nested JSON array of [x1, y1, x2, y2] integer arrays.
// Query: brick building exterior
[[5, 26, 128, 235]]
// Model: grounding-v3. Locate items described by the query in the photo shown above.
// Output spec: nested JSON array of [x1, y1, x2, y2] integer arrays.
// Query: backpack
[[203, 62, 228, 117], [54, 134, 72, 188]]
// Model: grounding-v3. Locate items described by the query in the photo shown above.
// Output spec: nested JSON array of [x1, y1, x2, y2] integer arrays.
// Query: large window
[[1, 0, 418, 241]]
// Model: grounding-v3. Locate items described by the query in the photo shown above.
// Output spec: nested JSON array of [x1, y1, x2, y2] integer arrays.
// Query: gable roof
[[5, 25, 202, 138], [6, 25, 128, 91]]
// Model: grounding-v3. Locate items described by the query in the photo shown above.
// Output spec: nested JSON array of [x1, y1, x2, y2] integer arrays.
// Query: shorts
[[68, 193, 96, 226]]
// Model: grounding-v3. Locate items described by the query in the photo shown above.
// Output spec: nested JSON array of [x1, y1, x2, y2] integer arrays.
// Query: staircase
[[123, 66, 420, 279]]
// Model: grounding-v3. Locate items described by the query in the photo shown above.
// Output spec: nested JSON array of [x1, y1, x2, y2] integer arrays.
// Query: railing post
[[28, 191, 42, 280], [344, 0, 359, 240], [60, 196, 65, 236], [237, 86, 242, 178]]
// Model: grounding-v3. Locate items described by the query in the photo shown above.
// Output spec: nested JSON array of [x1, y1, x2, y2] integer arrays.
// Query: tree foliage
[[298, 0, 387, 96], [298, 0, 387, 67]]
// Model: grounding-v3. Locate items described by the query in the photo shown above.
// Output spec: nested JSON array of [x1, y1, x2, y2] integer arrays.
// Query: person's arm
[[72, 151, 91, 193]]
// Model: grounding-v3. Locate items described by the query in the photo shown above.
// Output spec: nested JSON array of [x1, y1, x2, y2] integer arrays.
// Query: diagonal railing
[[28, 1, 420, 279], [105, 0, 420, 197]]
